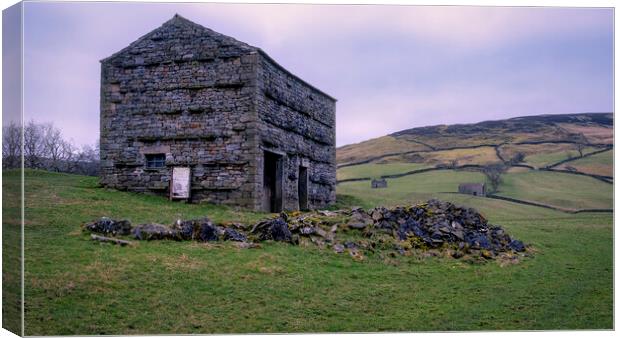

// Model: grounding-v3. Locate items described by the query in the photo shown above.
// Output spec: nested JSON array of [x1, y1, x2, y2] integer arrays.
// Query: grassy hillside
[[336, 167, 611, 217], [495, 170, 612, 211], [337, 113, 613, 168], [338, 169, 487, 206], [337, 163, 431, 181], [556, 149, 613, 177], [336, 136, 428, 165], [5, 170, 613, 333], [498, 143, 600, 169]]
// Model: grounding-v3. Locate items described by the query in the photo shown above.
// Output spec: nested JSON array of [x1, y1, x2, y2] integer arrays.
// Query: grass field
[[338, 169, 487, 206], [336, 168, 603, 219], [336, 163, 431, 180], [375, 147, 501, 167], [3, 171, 22, 335], [523, 147, 599, 169], [497, 143, 600, 169], [556, 149, 613, 177], [496, 170, 613, 211], [4, 169, 613, 334]]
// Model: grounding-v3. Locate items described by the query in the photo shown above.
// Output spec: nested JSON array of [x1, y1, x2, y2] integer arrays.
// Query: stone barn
[[458, 183, 486, 197], [371, 178, 387, 189], [99, 14, 336, 212]]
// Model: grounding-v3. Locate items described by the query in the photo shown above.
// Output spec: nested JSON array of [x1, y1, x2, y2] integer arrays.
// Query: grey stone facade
[[458, 183, 486, 197], [99, 14, 336, 212]]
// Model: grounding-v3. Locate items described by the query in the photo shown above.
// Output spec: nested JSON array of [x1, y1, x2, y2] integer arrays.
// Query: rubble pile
[[84, 217, 132, 236], [362, 200, 527, 253], [82, 199, 528, 262]]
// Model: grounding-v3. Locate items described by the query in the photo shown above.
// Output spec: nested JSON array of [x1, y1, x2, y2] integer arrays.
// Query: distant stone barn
[[458, 183, 486, 197], [99, 15, 336, 212], [371, 178, 387, 188]]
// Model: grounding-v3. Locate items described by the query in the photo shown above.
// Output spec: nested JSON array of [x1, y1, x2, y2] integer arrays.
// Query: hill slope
[[337, 113, 613, 169]]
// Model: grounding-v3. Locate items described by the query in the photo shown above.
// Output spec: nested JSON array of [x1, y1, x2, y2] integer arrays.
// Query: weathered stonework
[[100, 14, 336, 211]]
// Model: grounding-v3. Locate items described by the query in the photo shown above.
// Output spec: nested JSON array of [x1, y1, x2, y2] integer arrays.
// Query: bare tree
[[24, 120, 44, 169], [482, 163, 506, 194], [576, 143, 586, 158], [5, 120, 99, 175], [571, 132, 588, 158], [41, 123, 74, 172], [72, 142, 100, 176], [2, 122, 22, 169], [509, 152, 525, 165]]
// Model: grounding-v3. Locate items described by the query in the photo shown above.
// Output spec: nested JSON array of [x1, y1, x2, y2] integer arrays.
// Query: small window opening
[[145, 154, 166, 168]]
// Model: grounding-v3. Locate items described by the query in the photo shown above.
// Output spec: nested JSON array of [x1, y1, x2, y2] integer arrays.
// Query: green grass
[[336, 169, 579, 221], [4, 170, 613, 333], [3, 170, 22, 335], [496, 170, 613, 211], [338, 169, 486, 206], [337, 163, 431, 180], [524, 147, 599, 168], [557, 149, 613, 177]]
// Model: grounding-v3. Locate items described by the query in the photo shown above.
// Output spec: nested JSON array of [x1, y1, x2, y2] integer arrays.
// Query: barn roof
[[101, 14, 336, 102], [458, 183, 485, 189]]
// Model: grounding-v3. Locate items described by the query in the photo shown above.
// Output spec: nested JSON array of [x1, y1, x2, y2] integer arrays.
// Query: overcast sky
[[17, 2, 614, 147]]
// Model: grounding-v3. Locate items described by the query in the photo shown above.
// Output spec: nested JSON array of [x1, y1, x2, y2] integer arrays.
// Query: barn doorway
[[263, 151, 283, 212], [298, 166, 308, 210]]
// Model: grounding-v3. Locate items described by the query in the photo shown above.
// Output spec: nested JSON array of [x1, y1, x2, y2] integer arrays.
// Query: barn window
[[145, 154, 166, 168]]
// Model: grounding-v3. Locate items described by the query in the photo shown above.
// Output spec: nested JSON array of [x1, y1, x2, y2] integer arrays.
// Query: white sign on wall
[[170, 167, 191, 200]]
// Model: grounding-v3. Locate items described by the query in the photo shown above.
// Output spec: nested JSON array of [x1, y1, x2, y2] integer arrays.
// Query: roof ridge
[[100, 14, 256, 63], [99, 14, 337, 102]]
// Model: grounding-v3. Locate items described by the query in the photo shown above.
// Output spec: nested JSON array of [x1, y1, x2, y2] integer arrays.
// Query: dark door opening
[[263, 151, 283, 213], [298, 166, 308, 210]]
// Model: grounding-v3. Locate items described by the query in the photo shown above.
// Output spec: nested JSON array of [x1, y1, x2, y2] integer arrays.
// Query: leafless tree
[[509, 152, 525, 165], [41, 123, 74, 172], [5, 120, 99, 175], [72, 142, 100, 176], [482, 163, 507, 194], [576, 143, 586, 158], [571, 132, 588, 157], [2, 122, 22, 169], [24, 120, 44, 169]]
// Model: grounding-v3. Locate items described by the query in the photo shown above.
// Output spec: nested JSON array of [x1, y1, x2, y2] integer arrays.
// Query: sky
[[14, 1, 615, 147]]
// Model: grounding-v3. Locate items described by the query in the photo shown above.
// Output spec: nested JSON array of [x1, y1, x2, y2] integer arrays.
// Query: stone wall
[[255, 53, 337, 210]]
